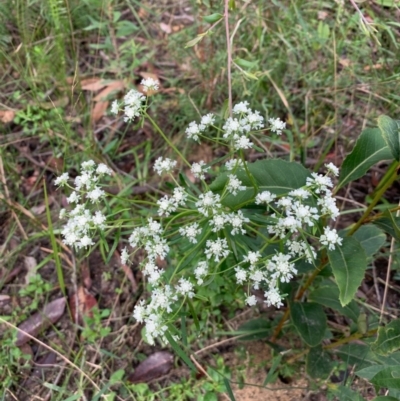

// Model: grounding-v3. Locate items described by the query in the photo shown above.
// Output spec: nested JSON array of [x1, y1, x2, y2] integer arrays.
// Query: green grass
[[1, 0, 400, 399]]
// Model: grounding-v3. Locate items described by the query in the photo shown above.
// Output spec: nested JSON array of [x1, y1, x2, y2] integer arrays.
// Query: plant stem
[[349, 160, 399, 236], [224, 0, 232, 116], [145, 113, 191, 168]]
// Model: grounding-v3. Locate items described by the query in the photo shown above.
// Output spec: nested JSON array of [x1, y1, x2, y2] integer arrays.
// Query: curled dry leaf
[[69, 286, 97, 325], [128, 351, 173, 384], [16, 297, 66, 346], [91, 80, 125, 123]]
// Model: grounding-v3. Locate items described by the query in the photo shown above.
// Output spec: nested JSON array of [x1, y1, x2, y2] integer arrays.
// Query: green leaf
[[109, 369, 125, 384], [185, 33, 207, 48], [372, 319, 400, 356], [209, 159, 310, 209], [327, 236, 367, 306], [373, 0, 399, 6], [203, 13, 223, 24], [235, 318, 271, 341], [370, 366, 400, 389], [164, 331, 196, 371], [306, 346, 333, 379], [263, 354, 282, 385], [372, 397, 398, 401], [374, 211, 400, 241], [352, 224, 386, 257], [336, 344, 377, 369], [356, 364, 387, 380], [338, 128, 392, 189], [308, 284, 360, 321], [333, 386, 366, 401], [234, 58, 258, 69], [378, 115, 400, 161], [290, 302, 327, 346]]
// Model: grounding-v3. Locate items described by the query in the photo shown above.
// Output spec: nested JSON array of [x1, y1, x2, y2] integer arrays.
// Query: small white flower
[[148, 218, 163, 235], [264, 286, 283, 308], [288, 188, 311, 199], [200, 113, 215, 128], [249, 268, 266, 289], [306, 172, 333, 194], [79, 235, 94, 248], [196, 191, 222, 216], [268, 117, 286, 135], [121, 247, 129, 265], [54, 172, 69, 187], [81, 160, 96, 170], [185, 121, 201, 142], [59, 208, 67, 219], [233, 101, 250, 114], [87, 187, 105, 203], [225, 159, 245, 171], [172, 186, 187, 207], [233, 135, 253, 150], [227, 174, 246, 196], [247, 111, 264, 130], [267, 253, 297, 283], [244, 251, 261, 266], [133, 300, 147, 323], [318, 195, 339, 220], [194, 261, 208, 284], [111, 100, 119, 115], [141, 77, 159, 92], [325, 162, 339, 177], [235, 268, 247, 284], [153, 157, 177, 175], [223, 118, 242, 138], [179, 223, 201, 243], [96, 163, 112, 175], [92, 211, 106, 227], [205, 238, 230, 262], [230, 211, 250, 235], [191, 161, 208, 180], [157, 196, 177, 216], [246, 295, 257, 306], [67, 191, 80, 204], [210, 213, 229, 232], [255, 191, 276, 205], [176, 278, 194, 298], [320, 227, 342, 250]]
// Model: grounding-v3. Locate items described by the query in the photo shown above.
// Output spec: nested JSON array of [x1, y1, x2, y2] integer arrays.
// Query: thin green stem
[[349, 160, 399, 236], [145, 112, 191, 167]]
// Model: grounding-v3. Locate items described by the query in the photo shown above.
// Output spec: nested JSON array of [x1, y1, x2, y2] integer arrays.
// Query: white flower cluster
[[110, 78, 159, 122], [55, 161, 112, 249], [185, 114, 215, 142]]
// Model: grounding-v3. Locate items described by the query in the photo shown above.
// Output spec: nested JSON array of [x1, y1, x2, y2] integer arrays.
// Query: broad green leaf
[[203, 13, 223, 24], [356, 364, 387, 380], [378, 115, 400, 161], [185, 33, 207, 48], [333, 386, 366, 401], [209, 159, 310, 209], [372, 319, 400, 356], [235, 318, 271, 341], [306, 346, 333, 379], [374, 214, 400, 241], [327, 236, 367, 306], [234, 58, 258, 69], [336, 344, 377, 370], [374, 0, 399, 6], [370, 366, 400, 389], [290, 302, 327, 346], [372, 397, 398, 401], [308, 284, 360, 321], [338, 128, 392, 189], [352, 224, 386, 257]]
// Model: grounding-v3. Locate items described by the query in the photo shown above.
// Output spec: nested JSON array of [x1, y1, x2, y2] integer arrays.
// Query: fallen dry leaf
[[81, 262, 92, 289], [23, 256, 38, 285], [16, 297, 66, 346], [128, 351, 173, 383], [80, 77, 108, 92], [69, 286, 97, 325], [93, 80, 125, 102], [91, 101, 109, 123], [159, 22, 172, 34], [0, 110, 15, 123]]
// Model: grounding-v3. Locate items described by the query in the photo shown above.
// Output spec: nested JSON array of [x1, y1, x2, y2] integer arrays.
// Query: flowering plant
[[54, 9, 400, 399]]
